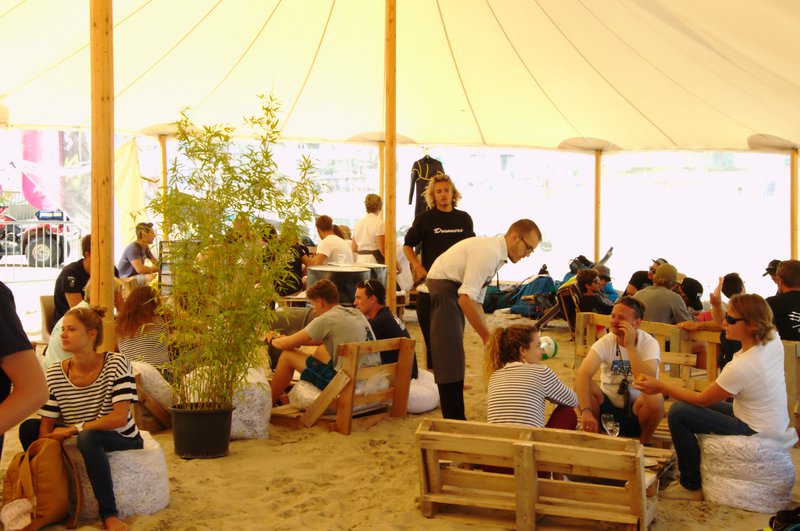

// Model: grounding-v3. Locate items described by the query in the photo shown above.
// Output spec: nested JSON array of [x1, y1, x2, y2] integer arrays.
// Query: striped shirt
[[118, 318, 169, 368], [40, 353, 139, 438], [487, 362, 578, 427]]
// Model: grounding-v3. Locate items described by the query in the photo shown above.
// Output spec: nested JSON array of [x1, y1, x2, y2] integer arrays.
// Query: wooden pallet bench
[[417, 419, 669, 530]]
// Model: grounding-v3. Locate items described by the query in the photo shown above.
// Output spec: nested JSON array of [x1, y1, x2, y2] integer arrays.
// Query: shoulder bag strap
[[60, 443, 82, 529]]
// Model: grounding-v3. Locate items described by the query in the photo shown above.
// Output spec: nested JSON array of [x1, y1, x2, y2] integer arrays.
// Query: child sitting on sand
[[485, 325, 578, 429]]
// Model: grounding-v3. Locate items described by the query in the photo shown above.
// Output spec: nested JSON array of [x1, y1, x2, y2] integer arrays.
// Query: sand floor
[[2, 308, 798, 530]]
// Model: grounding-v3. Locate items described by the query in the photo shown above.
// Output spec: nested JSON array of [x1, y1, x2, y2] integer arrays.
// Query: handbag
[[299, 357, 337, 390], [1, 438, 81, 530]]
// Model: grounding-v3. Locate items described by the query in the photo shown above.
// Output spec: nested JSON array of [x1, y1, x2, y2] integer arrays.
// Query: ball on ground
[[540, 336, 557, 360]]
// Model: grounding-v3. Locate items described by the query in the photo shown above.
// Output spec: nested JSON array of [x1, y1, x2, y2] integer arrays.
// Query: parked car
[[0, 206, 80, 267]]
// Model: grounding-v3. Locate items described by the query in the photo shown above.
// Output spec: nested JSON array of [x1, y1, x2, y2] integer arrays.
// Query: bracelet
[[578, 407, 591, 415], [75, 422, 85, 433]]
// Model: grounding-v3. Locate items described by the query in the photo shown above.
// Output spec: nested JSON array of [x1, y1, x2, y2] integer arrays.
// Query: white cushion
[[407, 370, 439, 414], [230, 368, 271, 440], [699, 434, 795, 513], [130, 361, 172, 411], [65, 431, 169, 520]]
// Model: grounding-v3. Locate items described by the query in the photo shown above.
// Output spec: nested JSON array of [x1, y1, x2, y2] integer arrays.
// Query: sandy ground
[[2, 306, 799, 530]]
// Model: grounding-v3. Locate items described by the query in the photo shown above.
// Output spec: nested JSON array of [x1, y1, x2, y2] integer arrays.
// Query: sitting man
[[767, 259, 800, 341], [118, 222, 159, 285], [267, 279, 378, 403], [633, 263, 693, 324], [576, 269, 613, 315], [306, 215, 353, 266], [575, 297, 664, 443], [623, 258, 668, 296], [595, 264, 619, 303], [353, 279, 418, 379]]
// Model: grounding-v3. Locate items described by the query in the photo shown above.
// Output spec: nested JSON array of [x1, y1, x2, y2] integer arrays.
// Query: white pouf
[[699, 434, 795, 513], [64, 431, 169, 520], [131, 361, 172, 411], [407, 370, 439, 414], [230, 368, 271, 440]]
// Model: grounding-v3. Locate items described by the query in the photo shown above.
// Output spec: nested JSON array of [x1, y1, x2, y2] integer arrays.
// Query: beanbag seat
[[699, 434, 795, 513], [407, 369, 439, 414], [64, 431, 169, 520]]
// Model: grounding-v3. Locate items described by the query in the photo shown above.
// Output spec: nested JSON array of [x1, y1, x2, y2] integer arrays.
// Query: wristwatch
[[75, 422, 85, 433]]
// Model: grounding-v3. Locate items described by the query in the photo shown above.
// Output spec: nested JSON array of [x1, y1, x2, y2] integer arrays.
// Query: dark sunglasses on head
[[724, 313, 746, 325]]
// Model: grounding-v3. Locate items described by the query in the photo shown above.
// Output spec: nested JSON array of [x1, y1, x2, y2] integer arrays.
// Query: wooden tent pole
[[159, 133, 169, 239], [792, 148, 798, 259], [385, 0, 397, 312], [594, 149, 602, 263], [378, 140, 385, 217], [89, 0, 115, 351]]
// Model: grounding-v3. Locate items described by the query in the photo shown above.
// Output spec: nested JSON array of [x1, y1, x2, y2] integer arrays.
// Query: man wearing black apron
[[422, 219, 542, 420]]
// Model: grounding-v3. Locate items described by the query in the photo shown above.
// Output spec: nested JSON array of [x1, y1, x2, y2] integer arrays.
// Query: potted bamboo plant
[[149, 96, 318, 458]]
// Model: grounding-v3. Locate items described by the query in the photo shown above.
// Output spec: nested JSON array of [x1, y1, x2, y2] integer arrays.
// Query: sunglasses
[[724, 313, 746, 325]]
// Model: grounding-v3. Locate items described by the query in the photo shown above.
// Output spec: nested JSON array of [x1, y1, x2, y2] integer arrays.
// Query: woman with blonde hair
[[486, 324, 577, 429], [635, 293, 794, 501], [19, 305, 141, 531]]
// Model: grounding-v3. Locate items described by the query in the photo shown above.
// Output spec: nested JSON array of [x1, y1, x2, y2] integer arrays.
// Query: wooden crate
[[417, 419, 663, 530]]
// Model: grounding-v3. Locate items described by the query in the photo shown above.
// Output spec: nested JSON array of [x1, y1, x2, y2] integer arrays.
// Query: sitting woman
[[486, 325, 578, 429], [19, 305, 142, 531], [634, 293, 792, 501], [116, 285, 170, 374]]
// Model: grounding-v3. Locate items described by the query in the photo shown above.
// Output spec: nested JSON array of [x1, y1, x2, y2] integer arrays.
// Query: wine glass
[[601, 413, 615, 433], [606, 421, 620, 437]]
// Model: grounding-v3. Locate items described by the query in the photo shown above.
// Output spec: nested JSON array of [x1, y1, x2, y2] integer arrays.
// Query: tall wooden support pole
[[89, 0, 115, 351], [594, 150, 602, 263], [384, 0, 397, 312], [378, 140, 385, 217], [159, 134, 168, 195], [792, 148, 798, 259], [159, 134, 169, 239]]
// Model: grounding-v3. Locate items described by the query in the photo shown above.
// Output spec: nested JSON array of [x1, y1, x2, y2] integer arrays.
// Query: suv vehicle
[[0, 205, 80, 267]]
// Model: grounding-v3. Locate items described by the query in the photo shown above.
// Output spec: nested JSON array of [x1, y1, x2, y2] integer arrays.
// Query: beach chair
[[270, 337, 415, 435], [556, 283, 582, 338], [416, 419, 663, 530]]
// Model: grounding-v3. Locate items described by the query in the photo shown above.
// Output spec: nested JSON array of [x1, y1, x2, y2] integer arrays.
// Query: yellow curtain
[[113, 139, 145, 260]]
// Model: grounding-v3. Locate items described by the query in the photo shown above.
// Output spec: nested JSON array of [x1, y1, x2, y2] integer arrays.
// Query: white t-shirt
[[716, 335, 790, 435], [352, 213, 385, 253], [315, 234, 353, 264], [423, 235, 507, 303], [590, 329, 660, 408]]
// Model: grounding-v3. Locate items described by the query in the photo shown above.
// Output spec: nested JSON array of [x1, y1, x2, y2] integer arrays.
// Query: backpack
[[509, 274, 556, 318], [1, 438, 81, 530], [481, 285, 519, 313]]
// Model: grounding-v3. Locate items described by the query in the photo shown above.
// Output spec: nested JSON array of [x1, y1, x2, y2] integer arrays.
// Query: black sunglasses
[[724, 313, 746, 325]]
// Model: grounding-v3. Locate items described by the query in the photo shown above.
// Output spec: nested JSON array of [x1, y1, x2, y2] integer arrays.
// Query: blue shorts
[[600, 394, 641, 438]]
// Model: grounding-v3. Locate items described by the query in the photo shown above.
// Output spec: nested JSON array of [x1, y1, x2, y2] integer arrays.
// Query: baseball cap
[[652, 258, 668, 266], [654, 263, 678, 285], [680, 277, 704, 311], [763, 259, 781, 277]]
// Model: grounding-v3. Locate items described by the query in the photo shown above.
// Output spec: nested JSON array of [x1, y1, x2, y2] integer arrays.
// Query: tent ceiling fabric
[[1, 0, 800, 150]]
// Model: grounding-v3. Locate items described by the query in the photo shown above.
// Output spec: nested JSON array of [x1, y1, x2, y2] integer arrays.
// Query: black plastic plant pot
[[170, 404, 233, 459]]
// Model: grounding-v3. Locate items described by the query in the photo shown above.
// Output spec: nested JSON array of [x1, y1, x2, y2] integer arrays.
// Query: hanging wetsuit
[[409, 155, 445, 218]]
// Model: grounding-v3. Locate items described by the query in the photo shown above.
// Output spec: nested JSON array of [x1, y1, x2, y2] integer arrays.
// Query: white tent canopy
[[2, 0, 800, 151]]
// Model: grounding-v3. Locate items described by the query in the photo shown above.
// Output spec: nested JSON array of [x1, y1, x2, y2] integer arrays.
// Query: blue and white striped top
[[487, 362, 578, 428], [40, 352, 139, 438]]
